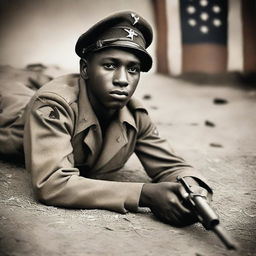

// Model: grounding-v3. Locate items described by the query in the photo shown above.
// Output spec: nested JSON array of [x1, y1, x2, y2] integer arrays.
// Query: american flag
[[152, 0, 256, 75], [180, 0, 228, 73]]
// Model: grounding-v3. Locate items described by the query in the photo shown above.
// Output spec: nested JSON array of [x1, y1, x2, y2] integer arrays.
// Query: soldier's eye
[[104, 63, 116, 70], [128, 66, 140, 74]]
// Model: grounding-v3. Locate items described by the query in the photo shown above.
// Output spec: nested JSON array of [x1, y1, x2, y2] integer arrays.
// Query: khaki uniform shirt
[[0, 65, 51, 155], [8, 73, 210, 213]]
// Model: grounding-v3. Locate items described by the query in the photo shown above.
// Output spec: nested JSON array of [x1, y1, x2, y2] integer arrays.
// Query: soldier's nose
[[113, 67, 128, 87]]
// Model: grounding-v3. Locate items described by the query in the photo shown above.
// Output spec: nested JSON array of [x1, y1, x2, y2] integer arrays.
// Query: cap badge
[[124, 28, 138, 40], [131, 13, 139, 25]]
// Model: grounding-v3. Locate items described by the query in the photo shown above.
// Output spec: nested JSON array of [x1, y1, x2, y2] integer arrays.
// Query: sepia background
[[0, 0, 255, 256], [0, 0, 156, 72], [1, 0, 255, 75]]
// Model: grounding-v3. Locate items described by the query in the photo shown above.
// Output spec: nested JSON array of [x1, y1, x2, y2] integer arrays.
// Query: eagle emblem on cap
[[131, 13, 139, 25], [124, 28, 138, 40]]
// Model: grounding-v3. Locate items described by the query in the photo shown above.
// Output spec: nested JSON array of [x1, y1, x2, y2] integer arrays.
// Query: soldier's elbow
[[34, 183, 60, 207]]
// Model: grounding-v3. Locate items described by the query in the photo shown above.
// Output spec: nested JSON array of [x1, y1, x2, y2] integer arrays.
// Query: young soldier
[[0, 12, 212, 226]]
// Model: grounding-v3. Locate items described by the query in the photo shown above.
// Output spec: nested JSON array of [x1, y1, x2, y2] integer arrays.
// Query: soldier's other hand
[[139, 182, 198, 227]]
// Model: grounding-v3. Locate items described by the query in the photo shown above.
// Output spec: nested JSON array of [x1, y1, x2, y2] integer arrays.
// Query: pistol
[[177, 176, 237, 250]]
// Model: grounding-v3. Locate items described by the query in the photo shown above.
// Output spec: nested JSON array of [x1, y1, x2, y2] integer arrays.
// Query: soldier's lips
[[109, 90, 128, 100]]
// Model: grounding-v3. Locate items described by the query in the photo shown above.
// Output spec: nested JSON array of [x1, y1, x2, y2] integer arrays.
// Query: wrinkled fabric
[[0, 65, 52, 154], [1, 71, 212, 213]]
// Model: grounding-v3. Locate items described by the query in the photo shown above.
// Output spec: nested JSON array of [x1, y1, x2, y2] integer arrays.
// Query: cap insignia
[[131, 13, 139, 25], [123, 28, 138, 40]]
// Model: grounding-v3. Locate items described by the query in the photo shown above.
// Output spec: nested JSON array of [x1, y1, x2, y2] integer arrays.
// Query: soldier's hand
[[139, 182, 198, 227]]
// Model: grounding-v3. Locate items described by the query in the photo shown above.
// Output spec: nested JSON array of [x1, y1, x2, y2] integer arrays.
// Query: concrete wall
[[0, 0, 156, 72]]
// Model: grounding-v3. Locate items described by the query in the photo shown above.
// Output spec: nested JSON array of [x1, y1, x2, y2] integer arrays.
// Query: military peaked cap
[[75, 11, 153, 72]]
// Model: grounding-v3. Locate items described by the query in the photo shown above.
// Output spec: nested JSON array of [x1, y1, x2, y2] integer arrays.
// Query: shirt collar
[[119, 105, 137, 131], [76, 77, 99, 135], [77, 77, 138, 134]]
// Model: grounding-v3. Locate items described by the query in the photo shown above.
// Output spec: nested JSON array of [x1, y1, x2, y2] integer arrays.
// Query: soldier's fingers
[[170, 183, 189, 201], [165, 209, 196, 227], [152, 207, 182, 226], [178, 185, 189, 201], [167, 193, 191, 214]]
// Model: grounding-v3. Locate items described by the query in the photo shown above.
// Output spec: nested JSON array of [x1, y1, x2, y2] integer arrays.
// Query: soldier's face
[[84, 48, 141, 111]]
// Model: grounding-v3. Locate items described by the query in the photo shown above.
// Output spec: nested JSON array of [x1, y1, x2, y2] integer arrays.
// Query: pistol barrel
[[192, 195, 219, 229], [213, 224, 238, 250], [177, 176, 238, 250]]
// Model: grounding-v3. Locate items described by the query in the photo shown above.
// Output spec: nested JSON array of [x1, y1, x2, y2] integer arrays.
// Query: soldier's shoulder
[[127, 97, 148, 114], [35, 73, 80, 105]]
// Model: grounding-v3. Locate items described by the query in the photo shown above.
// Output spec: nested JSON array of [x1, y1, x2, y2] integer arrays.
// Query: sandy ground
[[0, 73, 255, 256]]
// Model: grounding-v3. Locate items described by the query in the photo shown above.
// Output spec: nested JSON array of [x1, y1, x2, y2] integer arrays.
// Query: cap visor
[[92, 42, 152, 72]]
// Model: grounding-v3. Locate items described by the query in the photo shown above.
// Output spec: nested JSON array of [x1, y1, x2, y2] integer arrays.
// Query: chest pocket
[[99, 139, 136, 173]]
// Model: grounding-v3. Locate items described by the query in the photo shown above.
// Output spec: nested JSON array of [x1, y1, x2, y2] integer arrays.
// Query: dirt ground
[[0, 73, 255, 256]]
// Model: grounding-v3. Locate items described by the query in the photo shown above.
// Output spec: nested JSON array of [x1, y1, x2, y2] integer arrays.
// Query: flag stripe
[[166, 0, 182, 75], [242, 0, 256, 72], [152, 0, 169, 74], [227, 0, 243, 72], [182, 44, 227, 73]]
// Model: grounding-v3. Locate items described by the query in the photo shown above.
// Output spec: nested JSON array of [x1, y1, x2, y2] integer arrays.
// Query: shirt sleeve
[[24, 95, 143, 213], [134, 110, 212, 193]]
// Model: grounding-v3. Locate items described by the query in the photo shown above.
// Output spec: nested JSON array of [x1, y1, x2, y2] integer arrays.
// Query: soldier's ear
[[80, 58, 88, 79]]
